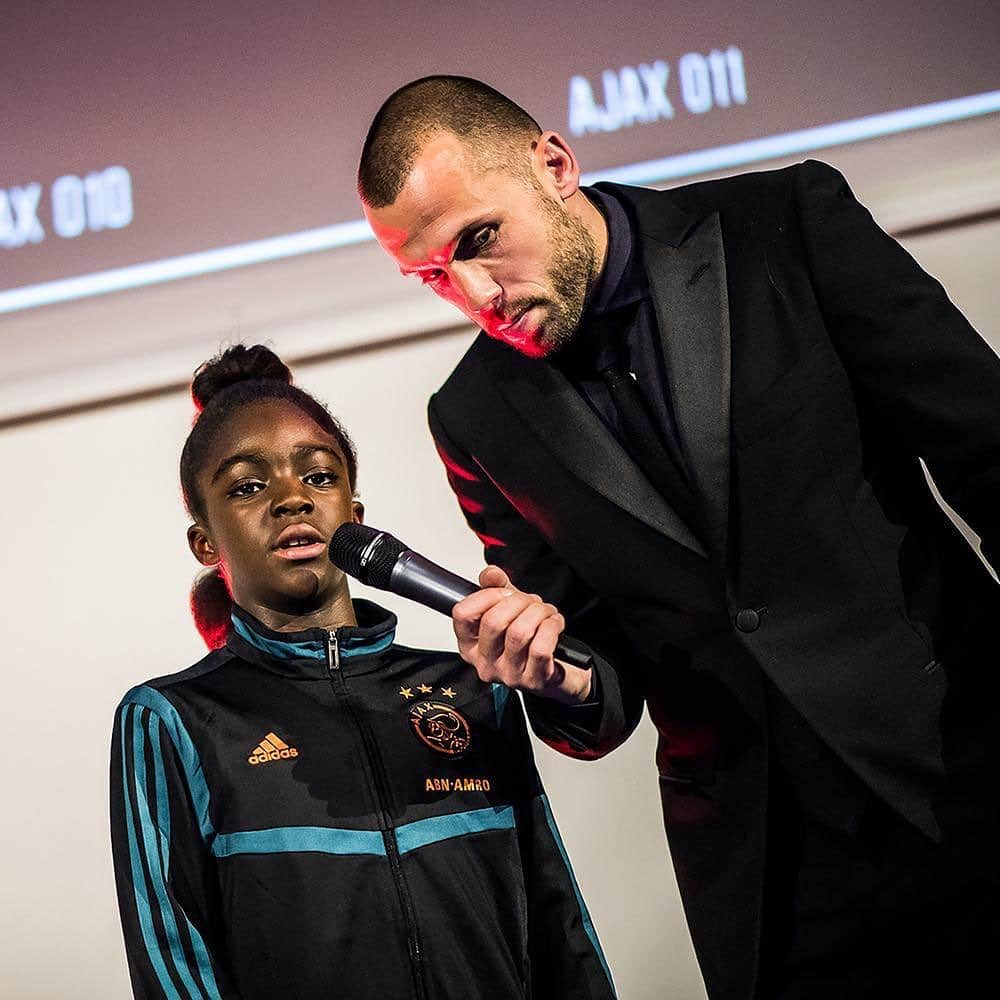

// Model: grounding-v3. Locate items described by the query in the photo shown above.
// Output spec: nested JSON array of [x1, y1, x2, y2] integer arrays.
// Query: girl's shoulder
[[117, 646, 237, 715]]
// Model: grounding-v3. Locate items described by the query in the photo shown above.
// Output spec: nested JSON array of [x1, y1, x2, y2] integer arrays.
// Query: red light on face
[[505, 333, 550, 360]]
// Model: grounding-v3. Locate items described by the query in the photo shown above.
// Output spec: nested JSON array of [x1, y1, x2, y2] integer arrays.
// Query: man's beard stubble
[[512, 185, 599, 357]]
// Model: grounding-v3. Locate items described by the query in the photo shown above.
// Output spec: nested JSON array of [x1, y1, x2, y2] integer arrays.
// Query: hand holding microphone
[[330, 524, 594, 705], [451, 564, 593, 705]]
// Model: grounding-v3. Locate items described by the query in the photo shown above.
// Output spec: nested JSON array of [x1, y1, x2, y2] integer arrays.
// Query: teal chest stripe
[[396, 805, 515, 854], [213, 826, 387, 858], [211, 805, 516, 859]]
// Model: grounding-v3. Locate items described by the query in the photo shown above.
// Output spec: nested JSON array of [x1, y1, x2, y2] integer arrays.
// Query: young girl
[[110, 345, 615, 999]]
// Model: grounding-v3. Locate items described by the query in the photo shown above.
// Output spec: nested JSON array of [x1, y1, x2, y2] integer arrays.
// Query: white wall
[[1, 120, 998, 1000]]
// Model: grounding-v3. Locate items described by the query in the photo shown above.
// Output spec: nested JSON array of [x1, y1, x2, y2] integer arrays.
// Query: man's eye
[[228, 480, 264, 498], [472, 225, 496, 250], [304, 471, 338, 487], [456, 225, 497, 260]]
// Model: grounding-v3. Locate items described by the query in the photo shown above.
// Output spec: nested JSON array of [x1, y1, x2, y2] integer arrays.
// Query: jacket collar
[[483, 181, 731, 559], [592, 180, 701, 247], [581, 185, 648, 315], [227, 599, 397, 677]]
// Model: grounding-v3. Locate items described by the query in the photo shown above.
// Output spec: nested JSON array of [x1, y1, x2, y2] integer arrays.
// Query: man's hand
[[452, 566, 593, 704]]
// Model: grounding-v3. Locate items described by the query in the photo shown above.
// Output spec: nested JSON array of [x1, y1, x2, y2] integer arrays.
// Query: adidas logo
[[247, 731, 299, 765]]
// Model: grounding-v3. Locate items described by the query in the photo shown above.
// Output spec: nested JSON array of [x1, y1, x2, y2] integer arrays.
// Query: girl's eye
[[228, 480, 264, 498], [304, 471, 338, 487]]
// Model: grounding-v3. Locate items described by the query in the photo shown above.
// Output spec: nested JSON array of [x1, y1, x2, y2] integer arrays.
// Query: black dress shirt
[[555, 186, 686, 473]]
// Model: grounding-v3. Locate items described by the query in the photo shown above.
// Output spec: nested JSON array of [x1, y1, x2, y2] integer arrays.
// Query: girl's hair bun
[[191, 344, 292, 412], [190, 567, 232, 650]]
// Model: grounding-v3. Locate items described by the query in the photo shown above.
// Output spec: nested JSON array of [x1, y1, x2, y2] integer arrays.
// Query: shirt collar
[[227, 599, 397, 676], [553, 187, 647, 374], [582, 185, 648, 318]]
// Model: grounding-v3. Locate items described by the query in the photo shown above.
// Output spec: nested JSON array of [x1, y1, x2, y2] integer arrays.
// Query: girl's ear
[[187, 523, 221, 567], [351, 500, 365, 525]]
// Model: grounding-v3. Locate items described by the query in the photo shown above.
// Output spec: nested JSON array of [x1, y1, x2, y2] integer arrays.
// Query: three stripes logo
[[247, 731, 299, 765]]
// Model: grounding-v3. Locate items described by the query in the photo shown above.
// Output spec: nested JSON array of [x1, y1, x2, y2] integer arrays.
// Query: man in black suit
[[358, 76, 1000, 999]]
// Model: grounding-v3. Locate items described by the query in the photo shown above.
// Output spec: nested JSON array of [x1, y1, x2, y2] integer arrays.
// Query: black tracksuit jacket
[[110, 600, 616, 999]]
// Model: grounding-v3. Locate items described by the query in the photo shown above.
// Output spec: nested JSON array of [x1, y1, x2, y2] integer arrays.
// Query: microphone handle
[[389, 551, 594, 670], [390, 551, 477, 615]]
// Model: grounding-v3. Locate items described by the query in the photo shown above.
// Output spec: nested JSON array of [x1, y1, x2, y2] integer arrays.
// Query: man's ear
[[351, 500, 365, 525], [187, 523, 221, 567], [531, 131, 582, 201]]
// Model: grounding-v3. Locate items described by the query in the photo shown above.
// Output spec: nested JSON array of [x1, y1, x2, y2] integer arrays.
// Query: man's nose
[[450, 263, 500, 316], [271, 479, 314, 516]]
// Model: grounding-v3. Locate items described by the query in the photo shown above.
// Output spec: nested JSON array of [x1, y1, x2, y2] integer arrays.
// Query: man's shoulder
[[431, 331, 519, 420], [600, 159, 834, 220]]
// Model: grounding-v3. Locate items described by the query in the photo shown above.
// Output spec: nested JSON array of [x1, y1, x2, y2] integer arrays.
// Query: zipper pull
[[327, 630, 340, 671]]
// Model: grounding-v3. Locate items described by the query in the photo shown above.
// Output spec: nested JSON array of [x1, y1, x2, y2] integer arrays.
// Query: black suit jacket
[[427, 160, 1000, 1000]]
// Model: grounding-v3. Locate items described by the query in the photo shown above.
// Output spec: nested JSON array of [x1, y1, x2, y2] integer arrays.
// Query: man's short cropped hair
[[358, 76, 541, 209]]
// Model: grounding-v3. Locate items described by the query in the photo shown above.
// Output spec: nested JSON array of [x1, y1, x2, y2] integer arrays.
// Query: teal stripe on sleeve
[[491, 683, 511, 726], [133, 707, 209, 999], [142, 707, 223, 998], [124, 686, 214, 843], [395, 805, 515, 855], [539, 794, 615, 992], [212, 826, 387, 858], [148, 719, 171, 878], [121, 704, 182, 1000]]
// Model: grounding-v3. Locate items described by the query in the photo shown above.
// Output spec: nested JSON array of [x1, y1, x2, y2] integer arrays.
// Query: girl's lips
[[273, 542, 327, 561]]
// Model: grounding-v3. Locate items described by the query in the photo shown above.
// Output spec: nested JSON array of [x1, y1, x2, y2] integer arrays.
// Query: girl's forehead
[[208, 399, 340, 460]]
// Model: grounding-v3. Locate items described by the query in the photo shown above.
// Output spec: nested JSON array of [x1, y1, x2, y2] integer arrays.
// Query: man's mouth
[[494, 307, 536, 343]]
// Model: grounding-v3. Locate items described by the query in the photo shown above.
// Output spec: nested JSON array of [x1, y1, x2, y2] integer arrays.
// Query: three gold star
[[402, 682, 457, 700]]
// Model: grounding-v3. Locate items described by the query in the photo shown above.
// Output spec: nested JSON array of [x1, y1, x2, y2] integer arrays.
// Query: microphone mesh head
[[329, 523, 406, 589]]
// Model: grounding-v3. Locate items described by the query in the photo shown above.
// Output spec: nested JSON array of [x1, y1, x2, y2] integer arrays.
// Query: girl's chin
[[260, 578, 328, 612]]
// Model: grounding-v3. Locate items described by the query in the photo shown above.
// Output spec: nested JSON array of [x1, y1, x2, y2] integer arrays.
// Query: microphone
[[329, 523, 593, 669]]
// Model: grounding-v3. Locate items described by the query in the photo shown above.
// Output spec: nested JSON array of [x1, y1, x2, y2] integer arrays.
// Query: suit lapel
[[642, 211, 732, 558], [486, 344, 708, 557]]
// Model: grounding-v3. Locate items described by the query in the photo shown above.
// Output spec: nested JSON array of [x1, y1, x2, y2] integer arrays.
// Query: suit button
[[735, 609, 760, 633]]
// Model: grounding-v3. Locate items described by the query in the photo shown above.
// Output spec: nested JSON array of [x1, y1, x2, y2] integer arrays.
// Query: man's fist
[[451, 566, 592, 704]]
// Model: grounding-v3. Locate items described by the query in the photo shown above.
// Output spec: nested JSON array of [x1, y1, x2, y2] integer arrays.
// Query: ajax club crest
[[409, 701, 472, 757]]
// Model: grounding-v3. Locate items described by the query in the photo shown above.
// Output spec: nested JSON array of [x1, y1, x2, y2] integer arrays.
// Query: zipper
[[325, 629, 426, 999]]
